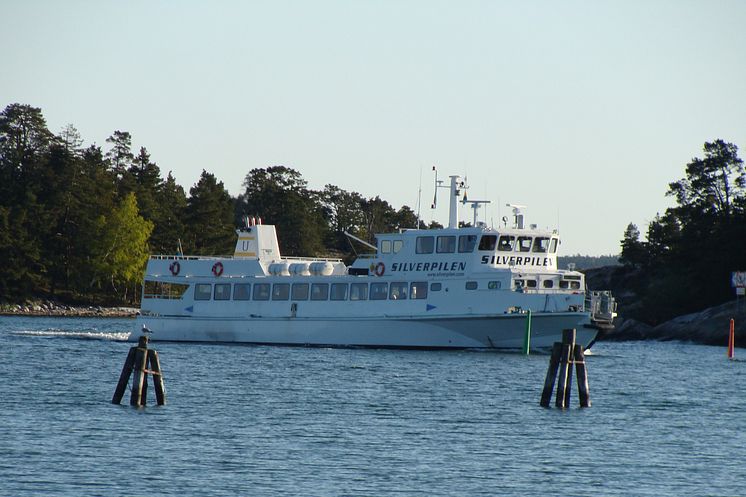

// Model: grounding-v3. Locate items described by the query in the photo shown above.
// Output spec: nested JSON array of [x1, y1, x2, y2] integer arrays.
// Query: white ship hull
[[133, 312, 597, 350], [131, 174, 615, 351]]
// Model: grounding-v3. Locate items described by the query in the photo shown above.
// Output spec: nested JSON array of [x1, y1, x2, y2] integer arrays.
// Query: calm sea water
[[1, 316, 745, 497]]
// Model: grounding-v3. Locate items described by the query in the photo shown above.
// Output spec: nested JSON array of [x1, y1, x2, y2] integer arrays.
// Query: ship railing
[[281, 256, 343, 263], [586, 290, 617, 324]]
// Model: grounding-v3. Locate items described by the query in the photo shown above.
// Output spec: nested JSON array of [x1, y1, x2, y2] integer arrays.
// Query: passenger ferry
[[131, 175, 616, 349]]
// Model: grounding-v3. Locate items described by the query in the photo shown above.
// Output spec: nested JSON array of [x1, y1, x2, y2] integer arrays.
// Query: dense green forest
[[618, 139, 746, 324], [0, 103, 430, 304]]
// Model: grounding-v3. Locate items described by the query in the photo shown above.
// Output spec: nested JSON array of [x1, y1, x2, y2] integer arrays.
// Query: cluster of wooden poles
[[112, 335, 166, 407], [540, 328, 591, 408]]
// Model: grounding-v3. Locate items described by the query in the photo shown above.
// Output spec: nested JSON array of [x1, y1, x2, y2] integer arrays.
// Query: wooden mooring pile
[[540, 329, 591, 408], [112, 335, 166, 407]]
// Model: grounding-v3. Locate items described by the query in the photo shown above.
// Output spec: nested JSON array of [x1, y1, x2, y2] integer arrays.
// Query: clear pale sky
[[2, 1, 745, 255]]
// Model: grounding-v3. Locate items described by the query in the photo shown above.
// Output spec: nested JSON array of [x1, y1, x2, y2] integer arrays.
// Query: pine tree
[[185, 170, 236, 255]]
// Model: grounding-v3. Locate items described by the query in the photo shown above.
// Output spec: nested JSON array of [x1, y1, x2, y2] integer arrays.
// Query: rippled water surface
[[2, 316, 745, 496]]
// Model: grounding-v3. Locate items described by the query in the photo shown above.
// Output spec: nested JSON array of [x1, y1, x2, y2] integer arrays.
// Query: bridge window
[[526, 279, 537, 288], [370, 282, 388, 300], [479, 235, 497, 251], [350, 283, 368, 301], [410, 282, 428, 299], [488, 281, 501, 289], [550, 238, 558, 253], [517, 236, 532, 252], [437, 236, 456, 253], [253, 283, 270, 300], [533, 237, 550, 253], [311, 283, 329, 301], [497, 235, 514, 252], [214, 283, 231, 301], [458, 235, 477, 253], [292, 283, 309, 301], [233, 283, 251, 300], [272, 283, 290, 300], [416, 236, 434, 254], [389, 282, 408, 300], [330, 283, 348, 301], [465, 281, 478, 290], [381, 240, 392, 254], [393, 240, 404, 253], [543, 280, 554, 288], [194, 284, 212, 301]]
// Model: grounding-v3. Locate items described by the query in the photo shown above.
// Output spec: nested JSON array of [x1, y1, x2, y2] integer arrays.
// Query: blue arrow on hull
[[426, 304, 437, 311]]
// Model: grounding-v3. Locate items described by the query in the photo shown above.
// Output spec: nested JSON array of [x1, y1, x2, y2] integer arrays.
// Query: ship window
[[381, 240, 392, 254], [311, 283, 329, 301], [559, 280, 569, 289], [393, 240, 403, 253], [330, 283, 347, 301], [144, 281, 189, 299], [410, 281, 428, 299], [488, 281, 501, 289], [233, 283, 251, 300], [253, 283, 270, 300], [533, 237, 550, 253], [416, 236, 434, 254], [430, 282, 442, 291], [389, 282, 408, 300], [514, 279, 524, 290], [517, 236, 533, 252], [436, 236, 456, 253], [465, 281, 478, 290], [144, 280, 158, 298], [272, 283, 290, 300], [479, 235, 497, 251], [458, 235, 477, 253], [214, 283, 231, 301], [571, 281, 581, 290], [526, 279, 537, 288], [350, 283, 368, 301], [543, 280, 554, 288], [496, 235, 514, 251], [292, 283, 309, 301], [550, 238, 558, 253], [370, 282, 388, 300], [194, 284, 212, 300]]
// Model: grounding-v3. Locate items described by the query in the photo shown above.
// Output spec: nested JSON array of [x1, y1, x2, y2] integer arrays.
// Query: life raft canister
[[212, 261, 224, 277], [374, 262, 385, 277], [169, 261, 180, 276]]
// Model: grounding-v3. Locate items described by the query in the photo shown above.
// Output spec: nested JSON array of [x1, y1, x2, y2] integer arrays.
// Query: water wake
[[11, 329, 131, 341]]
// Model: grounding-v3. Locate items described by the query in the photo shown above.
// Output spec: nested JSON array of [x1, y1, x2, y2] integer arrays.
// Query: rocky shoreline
[[603, 299, 745, 347], [0, 300, 138, 318]]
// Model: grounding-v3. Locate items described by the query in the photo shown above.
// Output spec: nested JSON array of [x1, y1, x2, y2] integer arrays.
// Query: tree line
[[0, 103, 430, 304], [619, 139, 746, 324]]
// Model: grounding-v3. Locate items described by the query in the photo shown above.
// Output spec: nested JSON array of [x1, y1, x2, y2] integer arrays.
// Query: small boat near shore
[[131, 174, 615, 349]]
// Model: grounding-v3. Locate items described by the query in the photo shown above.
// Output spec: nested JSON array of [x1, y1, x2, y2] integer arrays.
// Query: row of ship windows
[[516, 279, 581, 290], [143, 278, 578, 301], [190, 280, 504, 302], [386, 235, 559, 255]]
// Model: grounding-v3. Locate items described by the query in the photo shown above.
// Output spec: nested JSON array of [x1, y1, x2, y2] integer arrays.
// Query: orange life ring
[[169, 261, 180, 276], [212, 261, 224, 277], [374, 262, 385, 277]]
